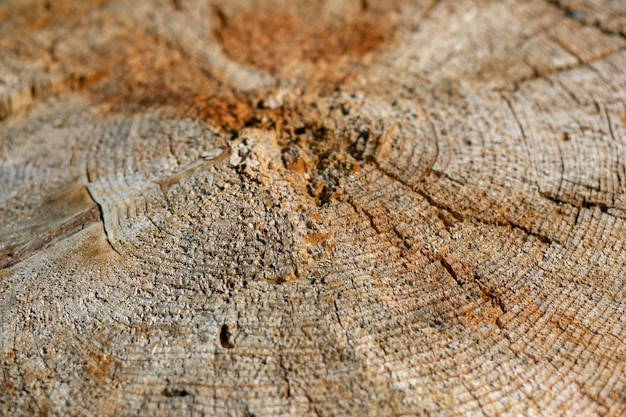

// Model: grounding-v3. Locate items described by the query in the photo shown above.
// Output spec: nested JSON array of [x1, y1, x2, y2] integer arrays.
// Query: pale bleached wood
[[1, 0, 626, 416]]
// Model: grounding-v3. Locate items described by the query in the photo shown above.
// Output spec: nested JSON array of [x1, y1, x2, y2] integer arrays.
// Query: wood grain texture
[[1, 0, 626, 415]]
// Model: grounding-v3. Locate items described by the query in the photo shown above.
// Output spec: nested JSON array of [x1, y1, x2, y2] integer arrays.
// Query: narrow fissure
[[219, 324, 235, 349], [440, 258, 463, 286]]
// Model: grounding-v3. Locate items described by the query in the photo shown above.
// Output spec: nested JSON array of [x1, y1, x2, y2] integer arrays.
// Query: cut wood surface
[[1, 0, 626, 415]]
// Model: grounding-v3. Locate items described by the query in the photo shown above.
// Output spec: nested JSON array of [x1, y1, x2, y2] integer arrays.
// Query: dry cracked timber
[[1, 0, 626, 415]]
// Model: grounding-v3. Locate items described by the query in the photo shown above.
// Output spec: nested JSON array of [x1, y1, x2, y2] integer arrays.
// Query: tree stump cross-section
[[1, 0, 626, 415]]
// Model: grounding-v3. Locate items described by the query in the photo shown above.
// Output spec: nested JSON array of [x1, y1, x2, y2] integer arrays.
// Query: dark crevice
[[162, 387, 189, 397], [473, 273, 506, 314], [437, 210, 458, 229], [583, 201, 609, 212], [346, 198, 413, 251], [540, 192, 569, 207], [574, 207, 582, 226], [430, 169, 466, 187], [366, 149, 558, 245], [219, 324, 235, 349], [361, 205, 381, 234], [417, 187, 557, 244], [555, 79, 582, 107], [367, 157, 416, 191], [391, 226, 411, 250], [550, 33, 584, 66], [415, 189, 464, 225], [540, 191, 611, 213], [333, 299, 345, 331], [344, 198, 414, 265], [213, 5, 228, 29], [437, 257, 509, 318], [507, 220, 554, 245], [345, 198, 381, 234], [507, 47, 626, 91], [440, 258, 463, 286], [170, 0, 183, 11]]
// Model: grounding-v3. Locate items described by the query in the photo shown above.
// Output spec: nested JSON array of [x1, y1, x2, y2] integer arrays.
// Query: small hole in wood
[[219, 324, 235, 348], [566, 9, 585, 21], [163, 387, 189, 397]]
